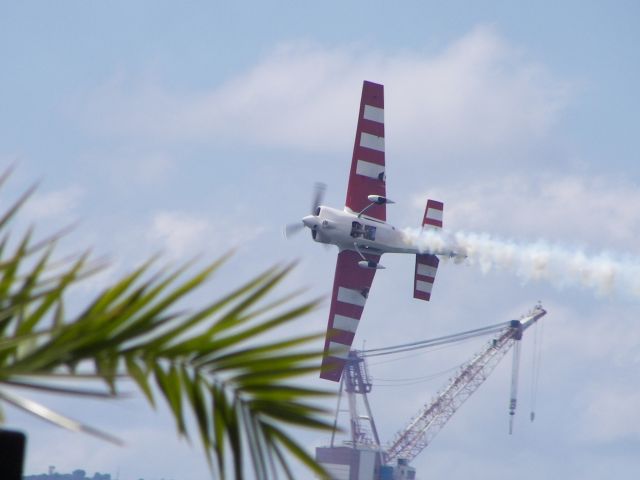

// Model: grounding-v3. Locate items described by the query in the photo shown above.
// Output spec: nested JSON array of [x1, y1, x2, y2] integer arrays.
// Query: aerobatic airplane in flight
[[286, 81, 463, 382]]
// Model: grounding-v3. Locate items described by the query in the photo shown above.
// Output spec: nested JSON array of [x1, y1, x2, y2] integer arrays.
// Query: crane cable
[[361, 320, 512, 358], [366, 336, 484, 367], [363, 320, 516, 389], [372, 362, 463, 387], [529, 317, 545, 422]]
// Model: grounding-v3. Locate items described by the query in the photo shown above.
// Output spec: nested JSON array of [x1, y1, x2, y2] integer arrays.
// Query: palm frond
[[0, 389, 122, 445], [0, 175, 333, 479]]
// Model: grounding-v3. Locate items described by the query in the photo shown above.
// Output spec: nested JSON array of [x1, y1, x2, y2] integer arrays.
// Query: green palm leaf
[[0, 175, 332, 479]]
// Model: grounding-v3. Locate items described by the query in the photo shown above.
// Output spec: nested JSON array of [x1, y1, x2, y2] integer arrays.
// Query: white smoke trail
[[403, 228, 640, 299]]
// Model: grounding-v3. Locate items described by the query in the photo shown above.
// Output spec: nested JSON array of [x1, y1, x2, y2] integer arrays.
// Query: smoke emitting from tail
[[404, 228, 640, 299]]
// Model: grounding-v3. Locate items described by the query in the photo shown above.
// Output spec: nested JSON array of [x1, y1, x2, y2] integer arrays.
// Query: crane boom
[[384, 305, 546, 464], [317, 305, 547, 480]]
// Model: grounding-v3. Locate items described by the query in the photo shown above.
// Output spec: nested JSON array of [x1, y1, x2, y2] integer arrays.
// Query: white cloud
[[147, 211, 212, 259], [126, 150, 175, 187], [402, 174, 640, 301], [580, 386, 640, 443], [79, 26, 570, 162], [77, 148, 177, 191], [556, 308, 640, 367], [22, 186, 84, 222], [146, 210, 264, 261], [417, 174, 640, 252]]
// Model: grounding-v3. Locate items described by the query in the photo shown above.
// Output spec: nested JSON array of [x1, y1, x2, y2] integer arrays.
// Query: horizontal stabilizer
[[414, 253, 439, 301], [415, 199, 443, 301]]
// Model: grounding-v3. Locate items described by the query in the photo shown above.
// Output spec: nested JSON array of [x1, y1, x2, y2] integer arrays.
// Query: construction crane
[[316, 304, 547, 480]]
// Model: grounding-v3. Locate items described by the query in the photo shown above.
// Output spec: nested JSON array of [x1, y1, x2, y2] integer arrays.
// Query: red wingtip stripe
[[320, 357, 347, 382], [414, 254, 438, 302], [417, 254, 440, 268], [414, 290, 431, 301], [326, 329, 355, 346], [362, 81, 384, 108], [359, 120, 384, 137], [426, 200, 444, 210], [423, 199, 444, 228], [424, 218, 443, 228], [415, 274, 436, 284]]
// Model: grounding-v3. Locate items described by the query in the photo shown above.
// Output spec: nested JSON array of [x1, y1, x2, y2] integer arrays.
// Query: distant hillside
[[24, 469, 111, 480]]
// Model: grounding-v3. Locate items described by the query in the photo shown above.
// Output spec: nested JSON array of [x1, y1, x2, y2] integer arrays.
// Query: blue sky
[[2, 2, 640, 479]]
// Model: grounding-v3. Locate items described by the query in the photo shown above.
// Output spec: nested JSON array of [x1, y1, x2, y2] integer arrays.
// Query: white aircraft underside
[[304, 206, 443, 259]]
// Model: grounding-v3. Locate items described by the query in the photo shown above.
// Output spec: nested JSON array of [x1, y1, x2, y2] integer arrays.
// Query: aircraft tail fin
[[414, 199, 443, 301], [422, 199, 443, 229]]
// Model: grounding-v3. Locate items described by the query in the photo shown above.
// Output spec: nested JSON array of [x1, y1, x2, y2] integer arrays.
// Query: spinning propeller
[[284, 182, 326, 239]]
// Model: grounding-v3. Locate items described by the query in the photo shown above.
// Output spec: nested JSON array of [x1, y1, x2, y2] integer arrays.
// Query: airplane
[[286, 81, 464, 382]]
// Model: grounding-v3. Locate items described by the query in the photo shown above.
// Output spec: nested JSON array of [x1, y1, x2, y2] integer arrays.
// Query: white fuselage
[[304, 206, 422, 255]]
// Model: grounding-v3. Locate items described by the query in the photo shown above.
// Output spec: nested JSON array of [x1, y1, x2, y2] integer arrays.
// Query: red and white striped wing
[[414, 200, 444, 301], [320, 250, 380, 382], [345, 81, 386, 221], [414, 254, 439, 301], [423, 200, 443, 229]]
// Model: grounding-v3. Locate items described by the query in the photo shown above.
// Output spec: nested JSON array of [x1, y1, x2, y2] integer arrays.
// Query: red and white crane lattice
[[327, 304, 547, 466]]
